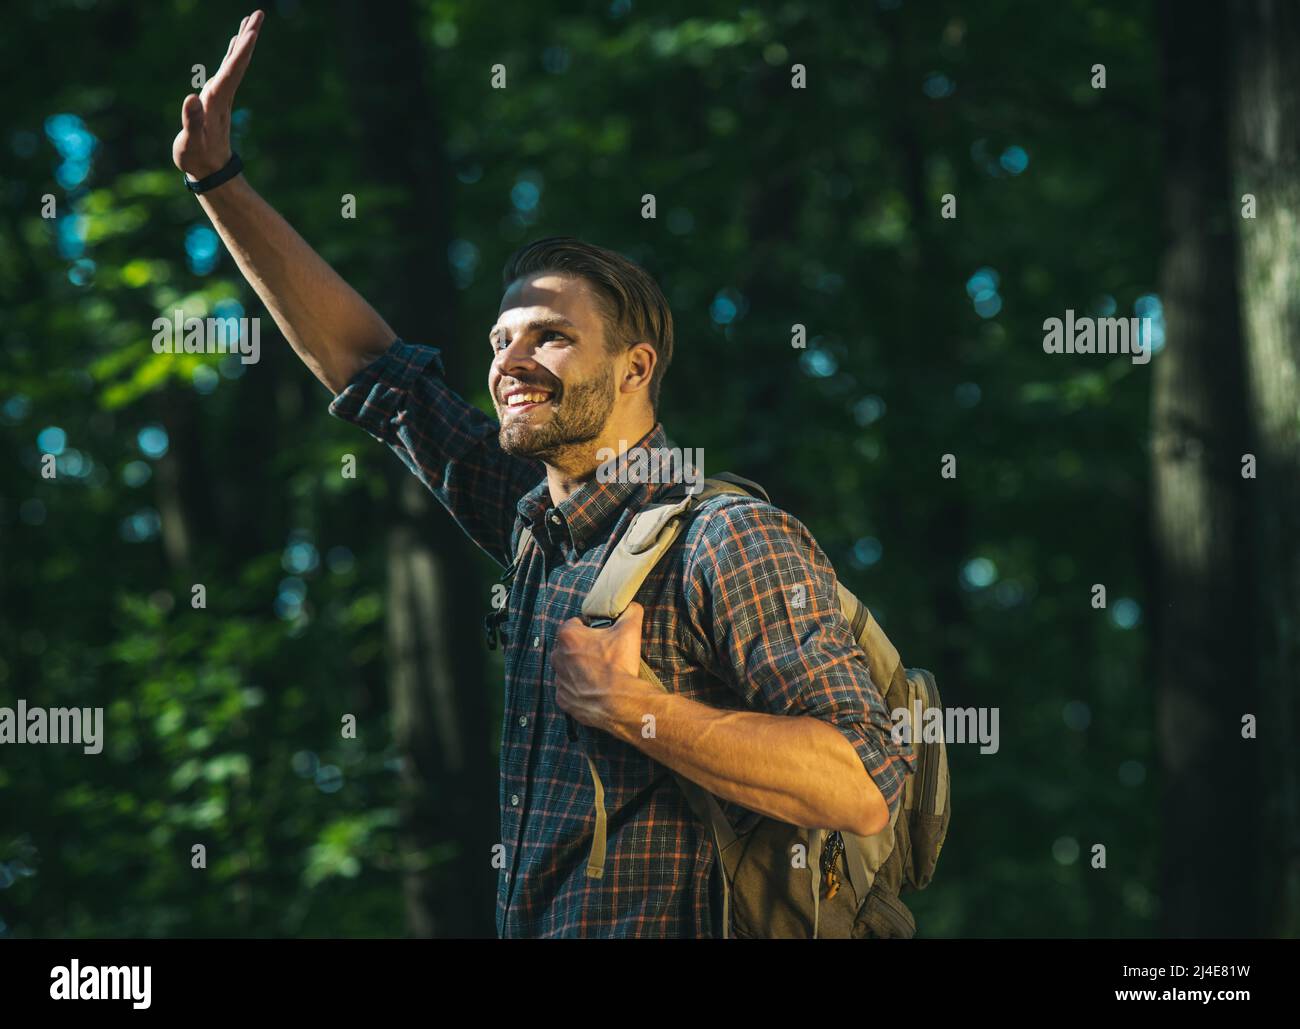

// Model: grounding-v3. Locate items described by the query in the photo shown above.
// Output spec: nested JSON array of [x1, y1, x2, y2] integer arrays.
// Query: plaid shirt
[[329, 338, 914, 938]]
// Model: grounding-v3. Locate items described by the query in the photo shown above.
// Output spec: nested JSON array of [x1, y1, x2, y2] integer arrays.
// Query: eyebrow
[[489, 317, 578, 345]]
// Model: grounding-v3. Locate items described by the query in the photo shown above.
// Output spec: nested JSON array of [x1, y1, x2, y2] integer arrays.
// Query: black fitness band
[[183, 152, 243, 194]]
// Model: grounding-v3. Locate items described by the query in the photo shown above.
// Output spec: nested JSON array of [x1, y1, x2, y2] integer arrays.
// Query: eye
[[541, 330, 568, 343]]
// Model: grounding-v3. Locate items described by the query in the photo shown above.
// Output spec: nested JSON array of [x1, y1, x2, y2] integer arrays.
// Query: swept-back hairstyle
[[501, 237, 674, 412]]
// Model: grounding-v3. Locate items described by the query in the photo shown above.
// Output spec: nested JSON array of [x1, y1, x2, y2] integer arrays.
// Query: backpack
[[510, 473, 951, 938]]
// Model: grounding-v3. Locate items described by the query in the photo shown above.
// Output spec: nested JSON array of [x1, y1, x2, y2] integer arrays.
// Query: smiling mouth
[[503, 389, 555, 413]]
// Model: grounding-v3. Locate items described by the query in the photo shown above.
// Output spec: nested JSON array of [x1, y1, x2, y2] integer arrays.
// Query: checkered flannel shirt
[[329, 338, 914, 938]]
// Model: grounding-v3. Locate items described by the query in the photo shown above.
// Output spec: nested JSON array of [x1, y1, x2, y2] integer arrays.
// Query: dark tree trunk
[[336, 0, 496, 937], [880, 10, 973, 703], [1153, 0, 1258, 937], [1229, 0, 1300, 939]]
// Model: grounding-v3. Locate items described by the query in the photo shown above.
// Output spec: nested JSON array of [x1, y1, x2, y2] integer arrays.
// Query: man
[[174, 11, 914, 937]]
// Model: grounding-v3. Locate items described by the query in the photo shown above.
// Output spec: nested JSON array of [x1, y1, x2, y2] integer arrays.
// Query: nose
[[492, 333, 536, 373], [490, 336, 545, 396]]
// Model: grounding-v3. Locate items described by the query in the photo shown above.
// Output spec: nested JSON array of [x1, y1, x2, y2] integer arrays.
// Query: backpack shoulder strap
[[575, 474, 763, 908], [702, 471, 770, 503], [836, 580, 903, 707], [580, 476, 760, 623], [513, 523, 534, 566]]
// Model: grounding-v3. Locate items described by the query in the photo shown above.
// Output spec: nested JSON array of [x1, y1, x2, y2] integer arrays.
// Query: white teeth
[[506, 392, 551, 406]]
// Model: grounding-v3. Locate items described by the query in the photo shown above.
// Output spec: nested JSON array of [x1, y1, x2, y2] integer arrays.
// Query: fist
[[553, 603, 650, 731]]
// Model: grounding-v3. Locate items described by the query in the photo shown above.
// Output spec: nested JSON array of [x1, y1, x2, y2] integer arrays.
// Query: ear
[[620, 341, 657, 396]]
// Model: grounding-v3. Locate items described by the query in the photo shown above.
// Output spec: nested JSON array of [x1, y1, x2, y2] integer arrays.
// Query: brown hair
[[501, 236, 674, 412]]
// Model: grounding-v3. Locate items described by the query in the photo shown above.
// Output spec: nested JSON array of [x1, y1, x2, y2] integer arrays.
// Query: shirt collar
[[515, 422, 694, 557]]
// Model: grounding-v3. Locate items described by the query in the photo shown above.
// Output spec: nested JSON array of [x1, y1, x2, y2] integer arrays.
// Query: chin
[[499, 426, 548, 459]]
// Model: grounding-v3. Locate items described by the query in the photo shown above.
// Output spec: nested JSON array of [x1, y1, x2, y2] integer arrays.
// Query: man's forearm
[[602, 675, 890, 837], [195, 175, 395, 392]]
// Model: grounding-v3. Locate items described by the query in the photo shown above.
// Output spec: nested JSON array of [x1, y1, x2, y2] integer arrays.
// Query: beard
[[498, 360, 616, 465]]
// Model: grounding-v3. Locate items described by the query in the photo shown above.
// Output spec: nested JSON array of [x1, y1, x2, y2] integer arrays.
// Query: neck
[[545, 410, 655, 505]]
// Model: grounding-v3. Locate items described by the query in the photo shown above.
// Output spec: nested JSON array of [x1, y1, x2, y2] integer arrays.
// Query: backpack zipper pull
[[820, 831, 845, 900]]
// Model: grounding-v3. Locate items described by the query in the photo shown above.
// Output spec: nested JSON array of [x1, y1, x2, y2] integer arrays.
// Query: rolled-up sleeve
[[328, 338, 544, 567], [681, 496, 915, 820]]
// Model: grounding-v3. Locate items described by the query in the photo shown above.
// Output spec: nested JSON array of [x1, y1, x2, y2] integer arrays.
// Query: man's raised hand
[[172, 11, 264, 181], [166, 7, 396, 392]]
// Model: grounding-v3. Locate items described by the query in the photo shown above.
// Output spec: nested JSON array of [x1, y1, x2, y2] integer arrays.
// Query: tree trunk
[[1153, 0, 1258, 937], [336, 0, 496, 937], [1229, 0, 1300, 939]]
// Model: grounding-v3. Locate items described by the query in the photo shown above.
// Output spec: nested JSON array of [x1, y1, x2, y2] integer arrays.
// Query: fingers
[[223, 15, 247, 62], [209, 11, 263, 105], [217, 16, 250, 73]]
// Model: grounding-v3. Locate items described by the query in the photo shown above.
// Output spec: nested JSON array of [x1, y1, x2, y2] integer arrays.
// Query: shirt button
[[510, 794, 520, 807], [549, 512, 562, 525], [518, 715, 528, 727], [533, 636, 541, 648]]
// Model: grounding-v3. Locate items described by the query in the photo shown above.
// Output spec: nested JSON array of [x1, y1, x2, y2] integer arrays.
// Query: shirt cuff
[[833, 719, 914, 822], [327, 337, 446, 434]]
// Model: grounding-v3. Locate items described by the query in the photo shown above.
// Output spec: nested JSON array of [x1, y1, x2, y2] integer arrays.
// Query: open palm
[[172, 11, 264, 180]]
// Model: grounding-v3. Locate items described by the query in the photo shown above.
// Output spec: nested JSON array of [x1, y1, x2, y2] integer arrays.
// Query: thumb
[[181, 93, 205, 132], [617, 602, 645, 632]]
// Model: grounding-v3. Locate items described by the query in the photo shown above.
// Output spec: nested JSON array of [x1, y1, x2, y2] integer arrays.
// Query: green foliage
[[1, 0, 1161, 937]]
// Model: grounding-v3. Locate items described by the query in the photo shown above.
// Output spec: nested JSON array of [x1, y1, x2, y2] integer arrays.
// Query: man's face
[[489, 273, 618, 463]]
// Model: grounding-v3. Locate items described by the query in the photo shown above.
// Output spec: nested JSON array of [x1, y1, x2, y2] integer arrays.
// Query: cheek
[[534, 356, 567, 392]]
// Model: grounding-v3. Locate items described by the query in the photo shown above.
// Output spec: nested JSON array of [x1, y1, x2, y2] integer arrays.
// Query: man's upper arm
[[328, 338, 544, 567], [681, 497, 915, 819]]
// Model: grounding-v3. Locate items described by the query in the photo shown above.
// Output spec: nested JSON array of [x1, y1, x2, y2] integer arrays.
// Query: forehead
[[495, 273, 603, 331]]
